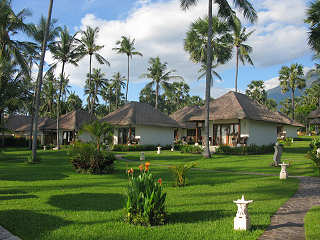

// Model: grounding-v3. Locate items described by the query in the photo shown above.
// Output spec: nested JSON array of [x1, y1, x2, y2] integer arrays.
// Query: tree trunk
[[56, 61, 65, 150], [203, 0, 212, 158], [116, 89, 118, 109], [92, 81, 98, 116], [0, 110, 4, 147], [32, 0, 54, 162], [155, 81, 159, 109], [88, 54, 92, 118], [29, 81, 38, 149], [235, 46, 239, 93], [125, 55, 130, 102], [291, 89, 295, 120]]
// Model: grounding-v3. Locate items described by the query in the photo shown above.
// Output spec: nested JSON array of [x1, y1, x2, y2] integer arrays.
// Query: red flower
[[139, 164, 144, 171], [127, 168, 133, 175], [158, 178, 162, 185]]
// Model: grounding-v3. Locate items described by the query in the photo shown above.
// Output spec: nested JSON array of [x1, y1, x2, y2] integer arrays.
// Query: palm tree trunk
[[32, 0, 53, 162], [291, 89, 295, 120], [56, 61, 65, 150], [155, 81, 159, 109], [88, 54, 92, 117], [235, 46, 239, 92], [29, 80, 38, 149], [203, 0, 213, 158], [92, 83, 98, 116], [0, 110, 4, 147], [116, 89, 118, 109], [125, 55, 129, 102]]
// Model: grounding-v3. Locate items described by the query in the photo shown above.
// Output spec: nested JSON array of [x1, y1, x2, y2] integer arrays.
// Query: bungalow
[[101, 102, 180, 146], [307, 107, 320, 134], [182, 91, 303, 146]]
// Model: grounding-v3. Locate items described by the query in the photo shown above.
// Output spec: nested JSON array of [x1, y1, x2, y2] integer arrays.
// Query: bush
[[307, 149, 320, 176], [180, 145, 203, 154], [310, 137, 320, 149], [278, 137, 293, 146], [2, 136, 29, 147], [168, 162, 197, 187], [126, 163, 166, 226], [216, 144, 274, 155], [112, 144, 172, 152], [68, 142, 115, 174]]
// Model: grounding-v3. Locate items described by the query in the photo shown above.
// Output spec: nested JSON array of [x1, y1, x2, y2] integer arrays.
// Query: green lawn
[[305, 206, 320, 240], [0, 138, 316, 239]]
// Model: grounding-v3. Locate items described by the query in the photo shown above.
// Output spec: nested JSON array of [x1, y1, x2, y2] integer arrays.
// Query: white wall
[[135, 125, 174, 146], [247, 120, 277, 146], [78, 131, 93, 143], [284, 125, 298, 138]]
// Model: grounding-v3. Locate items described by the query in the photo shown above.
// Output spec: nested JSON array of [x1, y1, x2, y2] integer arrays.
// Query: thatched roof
[[307, 107, 320, 119], [170, 106, 200, 129], [188, 91, 304, 127], [15, 117, 54, 133], [4, 115, 31, 131], [101, 101, 180, 128], [44, 109, 91, 131]]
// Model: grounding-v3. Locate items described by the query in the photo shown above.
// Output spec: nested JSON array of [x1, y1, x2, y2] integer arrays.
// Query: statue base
[[280, 171, 288, 179], [234, 217, 251, 231]]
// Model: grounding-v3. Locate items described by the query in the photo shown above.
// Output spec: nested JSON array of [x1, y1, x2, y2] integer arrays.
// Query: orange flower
[[145, 162, 150, 171], [158, 178, 162, 185], [127, 168, 133, 175], [139, 164, 144, 171]]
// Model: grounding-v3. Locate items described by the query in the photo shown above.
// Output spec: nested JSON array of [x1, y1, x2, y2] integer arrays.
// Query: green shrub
[[3, 136, 29, 147], [68, 142, 115, 174], [169, 162, 197, 187], [278, 137, 293, 146], [307, 149, 320, 176], [126, 163, 166, 226], [216, 144, 273, 155], [112, 144, 172, 152], [180, 145, 203, 154], [310, 137, 320, 149]]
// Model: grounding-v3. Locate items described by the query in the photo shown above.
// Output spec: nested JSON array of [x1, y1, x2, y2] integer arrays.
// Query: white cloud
[[45, 0, 311, 99], [264, 77, 279, 90]]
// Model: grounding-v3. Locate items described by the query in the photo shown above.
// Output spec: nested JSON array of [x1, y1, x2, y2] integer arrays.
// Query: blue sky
[[12, 0, 314, 103]]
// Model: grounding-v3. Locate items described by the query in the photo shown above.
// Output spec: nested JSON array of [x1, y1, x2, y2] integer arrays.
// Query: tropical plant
[[40, 71, 57, 118], [108, 72, 126, 109], [140, 57, 183, 109], [279, 63, 306, 119], [66, 92, 82, 112], [231, 16, 254, 92], [126, 163, 166, 226], [49, 26, 83, 149], [113, 36, 143, 101], [307, 137, 320, 175], [80, 121, 114, 152], [169, 162, 197, 187], [31, 0, 54, 162], [305, 0, 320, 53], [80, 26, 110, 116]]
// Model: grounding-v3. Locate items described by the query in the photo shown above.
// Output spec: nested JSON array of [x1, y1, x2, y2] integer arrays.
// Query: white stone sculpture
[[233, 195, 253, 231], [316, 148, 320, 157], [157, 146, 161, 154], [140, 152, 145, 161], [279, 162, 289, 179]]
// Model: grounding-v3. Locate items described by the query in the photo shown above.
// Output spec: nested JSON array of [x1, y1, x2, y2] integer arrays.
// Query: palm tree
[[80, 26, 110, 117], [113, 36, 143, 102], [84, 68, 108, 115], [0, 0, 36, 73], [140, 57, 183, 109], [109, 72, 126, 109], [305, 0, 320, 53], [180, 0, 257, 158], [279, 63, 306, 120], [231, 16, 254, 92], [32, 0, 54, 161], [307, 63, 320, 107], [66, 92, 82, 112], [49, 26, 83, 149], [40, 71, 57, 118]]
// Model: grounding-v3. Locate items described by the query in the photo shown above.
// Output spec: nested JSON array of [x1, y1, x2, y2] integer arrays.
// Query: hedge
[[216, 144, 274, 155]]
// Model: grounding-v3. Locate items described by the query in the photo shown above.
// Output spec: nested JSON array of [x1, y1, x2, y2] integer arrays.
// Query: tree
[[32, 0, 54, 161], [231, 16, 254, 92], [279, 63, 306, 120], [307, 64, 320, 107], [49, 26, 83, 149], [66, 92, 82, 112], [180, 0, 257, 158], [305, 0, 320, 53], [80, 121, 113, 152], [140, 57, 183, 109], [80, 26, 110, 117], [88, 68, 108, 115], [109, 72, 126, 109], [113, 36, 142, 102], [163, 81, 190, 114], [40, 71, 57, 118]]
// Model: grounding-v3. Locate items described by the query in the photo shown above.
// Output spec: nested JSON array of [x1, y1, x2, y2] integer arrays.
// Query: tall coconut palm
[[180, 0, 257, 158], [109, 72, 126, 109], [49, 26, 83, 149], [305, 0, 320, 53], [80, 26, 110, 117], [279, 63, 306, 120], [40, 71, 57, 118], [231, 16, 254, 92], [113, 36, 143, 102], [140, 57, 183, 109], [32, 0, 54, 161]]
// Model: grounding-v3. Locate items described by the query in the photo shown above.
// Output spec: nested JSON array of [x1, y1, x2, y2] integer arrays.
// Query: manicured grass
[[305, 206, 320, 240], [0, 140, 312, 240]]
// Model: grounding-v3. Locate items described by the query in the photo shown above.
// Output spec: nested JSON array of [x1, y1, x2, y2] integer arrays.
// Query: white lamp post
[[140, 152, 145, 161], [157, 146, 161, 154], [233, 195, 253, 231], [279, 162, 289, 179]]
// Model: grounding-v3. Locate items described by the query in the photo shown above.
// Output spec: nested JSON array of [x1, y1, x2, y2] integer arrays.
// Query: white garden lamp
[[279, 162, 289, 179], [157, 146, 161, 154], [233, 195, 253, 231], [140, 152, 145, 161]]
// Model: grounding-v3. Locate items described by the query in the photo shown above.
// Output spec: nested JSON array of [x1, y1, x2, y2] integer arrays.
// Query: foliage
[[306, 148, 320, 176], [112, 144, 172, 152], [309, 137, 320, 149], [305, 0, 320, 53], [278, 137, 293, 147], [2, 136, 29, 147], [68, 141, 115, 174], [216, 144, 274, 155], [168, 162, 197, 187], [180, 145, 203, 154], [126, 163, 166, 226]]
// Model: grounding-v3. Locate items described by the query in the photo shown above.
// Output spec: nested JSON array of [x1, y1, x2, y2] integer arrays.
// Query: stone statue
[[273, 142, 283, 167]]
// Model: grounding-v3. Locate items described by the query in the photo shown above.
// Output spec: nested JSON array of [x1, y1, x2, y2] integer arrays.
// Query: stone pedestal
[[43, 145, 47, 151], [140, 152, 145, 161], [233, 195, 253, 231], [157, 146, 161, 154], [279, 162, 289, 179]]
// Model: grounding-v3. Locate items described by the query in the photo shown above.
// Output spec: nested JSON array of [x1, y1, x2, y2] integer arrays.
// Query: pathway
[[0, 226, 21, 240], [116, 155, 320, 239]]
